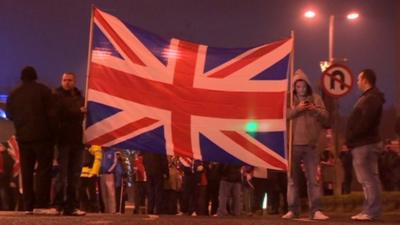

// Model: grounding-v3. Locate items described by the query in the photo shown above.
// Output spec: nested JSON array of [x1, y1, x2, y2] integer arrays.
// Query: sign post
[[321, 64, 353, 98], [321, 63, 353, 195]]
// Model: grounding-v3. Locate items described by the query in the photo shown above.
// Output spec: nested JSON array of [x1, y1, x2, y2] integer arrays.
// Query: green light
[[245, 121, 258, 132]]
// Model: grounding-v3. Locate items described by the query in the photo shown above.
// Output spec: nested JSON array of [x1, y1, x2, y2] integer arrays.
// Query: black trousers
[[146, 174, 164, 214], [206, 180, 219, 215], [181, 174, 197, 214], [267, 170, 288, 213], [133, 181, 147, 213], [341, 152, 353, 194], [19, 141, 54, 211], [54, 143, 83, 212], [252, 178, 268, 212], [79, 177, 99, 212], [162, 189, 178, 214]]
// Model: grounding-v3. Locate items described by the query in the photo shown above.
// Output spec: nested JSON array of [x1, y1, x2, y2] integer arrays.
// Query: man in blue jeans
[[346, 69, 384, 221], [282, 69, 329, 220]]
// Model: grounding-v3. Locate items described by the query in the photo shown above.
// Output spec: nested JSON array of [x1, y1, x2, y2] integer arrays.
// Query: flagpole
[[82, 4, 95, 142], [287, 31, 295, 178]]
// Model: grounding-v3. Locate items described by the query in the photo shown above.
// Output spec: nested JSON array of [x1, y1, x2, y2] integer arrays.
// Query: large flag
[[85, 8, 293, 170], [7, 135, 20, 177]]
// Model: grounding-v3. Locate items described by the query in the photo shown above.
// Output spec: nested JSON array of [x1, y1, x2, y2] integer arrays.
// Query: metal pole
[[288, 31, 295, 178], [333, 99, 341, 195], [329, 14, 341, 195], [329, 15, 335, 62]]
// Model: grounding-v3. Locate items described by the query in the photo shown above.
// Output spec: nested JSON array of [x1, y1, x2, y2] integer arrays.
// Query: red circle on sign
[[321, 64, 353, 98]]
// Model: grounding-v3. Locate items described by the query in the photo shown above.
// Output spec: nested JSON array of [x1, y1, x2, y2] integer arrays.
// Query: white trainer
[[33, 208, 60, 215], [312, 211, 329, 220], [281, 211, 297, 219], [351, 213, 374, 221], [351, 213, 364, 220]]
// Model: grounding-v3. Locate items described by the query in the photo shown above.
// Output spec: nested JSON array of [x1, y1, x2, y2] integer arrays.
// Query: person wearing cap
[[6, 66, 58, 214], [282, 69, 329, 220]]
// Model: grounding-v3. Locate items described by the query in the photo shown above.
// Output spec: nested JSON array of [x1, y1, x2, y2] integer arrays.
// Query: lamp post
[[304, 10, 359, 64], [329, 15, 334, 62], [304, 10, 359, 195]]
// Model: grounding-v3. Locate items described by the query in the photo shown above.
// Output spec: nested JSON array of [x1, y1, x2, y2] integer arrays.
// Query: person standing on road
[[6, 66, 58, 214], [282, 69, 329, 220], [53, 72, 86, 216], [346, 69, 384, 221]]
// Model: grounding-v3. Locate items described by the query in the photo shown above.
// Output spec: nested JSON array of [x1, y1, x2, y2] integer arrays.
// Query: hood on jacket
[[292, 69, 313, 96]]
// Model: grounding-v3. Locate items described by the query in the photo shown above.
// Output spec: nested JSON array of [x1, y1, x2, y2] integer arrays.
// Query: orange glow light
[[347, 12, 359, 20], [304, 10, 316, 18]]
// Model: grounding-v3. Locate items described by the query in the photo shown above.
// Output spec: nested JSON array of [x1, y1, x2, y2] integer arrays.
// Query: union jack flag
[[7, 135, 20, 177], [85, 8, 293, 170]]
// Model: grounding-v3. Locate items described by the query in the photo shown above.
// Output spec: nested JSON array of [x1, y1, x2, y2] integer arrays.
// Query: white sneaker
[[281, 211, 297, 219], [33, 208, 60, 216], [147, 214, 159, 218], [64, 209, 86, 216], [351, 213, 373, 221], [24, 211, 33, 215], [191, 212, 197, 216], [33, 208, 60, 215], [176, 211, 184, 216], [312, 211, 329, 220], [351, 213, 364, 220]]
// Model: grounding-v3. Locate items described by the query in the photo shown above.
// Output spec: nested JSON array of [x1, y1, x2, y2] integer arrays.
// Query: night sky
[[0, 0, 397, 116]]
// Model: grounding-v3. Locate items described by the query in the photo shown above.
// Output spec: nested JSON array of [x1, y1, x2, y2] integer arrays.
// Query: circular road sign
[[321, 64, 353, 98]]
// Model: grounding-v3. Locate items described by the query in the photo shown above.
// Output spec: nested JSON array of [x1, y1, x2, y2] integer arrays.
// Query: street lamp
[[347, 12, 359, 20], [304, 10, 316, 18], [304, 10, 360, 64]]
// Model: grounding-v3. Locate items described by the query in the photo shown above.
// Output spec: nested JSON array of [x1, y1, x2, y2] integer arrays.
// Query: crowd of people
[[0, 66, 397, 222]]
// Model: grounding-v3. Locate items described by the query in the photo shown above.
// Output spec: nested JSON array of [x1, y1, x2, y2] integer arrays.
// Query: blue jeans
[[242, 185, 254, 214], [287, 145, 321, 216], [217, 180, 241, 216], [352, 143, 382, 218]]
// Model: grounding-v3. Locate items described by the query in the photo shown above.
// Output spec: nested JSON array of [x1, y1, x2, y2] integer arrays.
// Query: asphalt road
[[0, 212, 399, 225]]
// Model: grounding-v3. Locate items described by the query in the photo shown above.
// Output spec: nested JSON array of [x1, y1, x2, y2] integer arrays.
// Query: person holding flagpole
[[53, 72, 86, 216]]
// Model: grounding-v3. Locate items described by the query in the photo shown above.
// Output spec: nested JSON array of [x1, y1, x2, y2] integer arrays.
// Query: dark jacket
[[346, 87, 385, 148], [395, 117, 400, 136], [54, 87, 85, 145], [219, 164, 242, 183], [6, 81, 55, 143], [142, 152, 169, 177]]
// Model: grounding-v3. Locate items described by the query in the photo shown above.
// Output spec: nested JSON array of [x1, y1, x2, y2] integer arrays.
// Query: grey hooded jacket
[[287, 69, 329, 146]]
